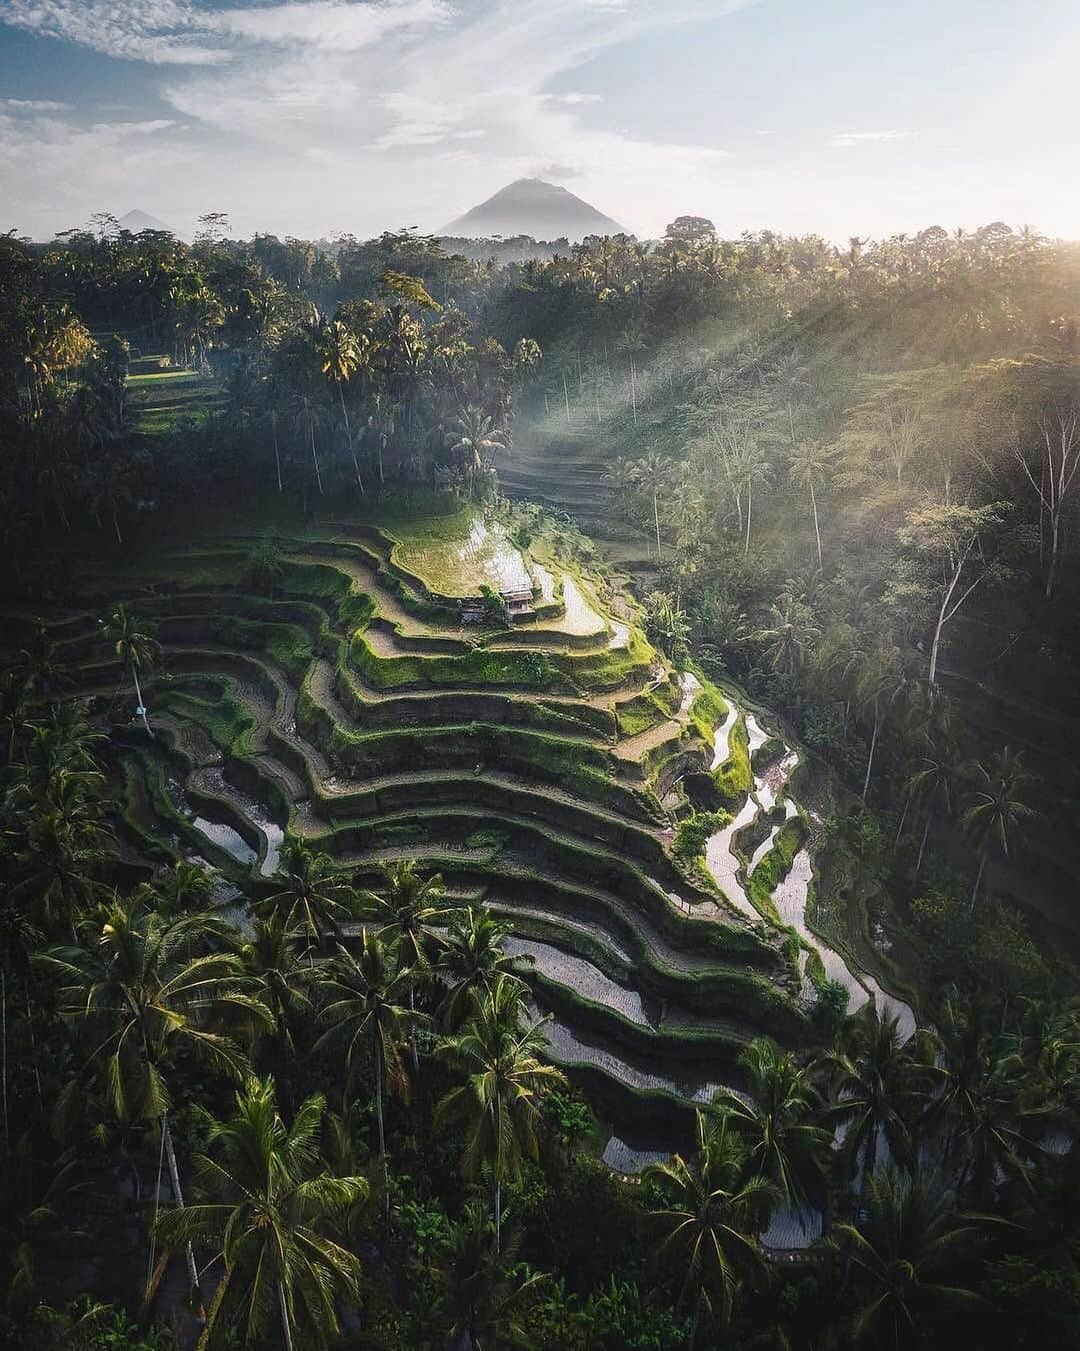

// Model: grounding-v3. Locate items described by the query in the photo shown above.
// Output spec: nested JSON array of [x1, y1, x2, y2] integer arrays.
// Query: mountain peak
[[439, 179, 625, 243], [117, 209, 177, 235]]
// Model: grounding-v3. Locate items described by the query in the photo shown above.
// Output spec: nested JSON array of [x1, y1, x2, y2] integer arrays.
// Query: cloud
[[0, 105, 193, 234], [534, 161, 581, 181], [0, 0, 232, 65], [831, 129, 919, 148], [208, 0, 452, 51], [0, 0, 454, 63], [0, 97, 72, 112], [1, 0, 753, 236]]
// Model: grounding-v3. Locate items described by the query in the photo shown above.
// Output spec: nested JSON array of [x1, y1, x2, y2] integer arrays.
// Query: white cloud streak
[[831, 129, 919, 148]]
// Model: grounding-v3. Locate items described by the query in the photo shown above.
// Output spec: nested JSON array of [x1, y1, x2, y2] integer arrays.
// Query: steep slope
[[9, 507, 838, 1153]]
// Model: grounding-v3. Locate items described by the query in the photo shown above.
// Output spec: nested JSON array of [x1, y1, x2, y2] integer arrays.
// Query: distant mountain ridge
[[439, 178, 625, 243]]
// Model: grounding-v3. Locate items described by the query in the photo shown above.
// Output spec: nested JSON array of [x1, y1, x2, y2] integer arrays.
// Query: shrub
[[814, 978, 850, 1035], [712, 716, 752, 806], [672, 809, 731, 862]]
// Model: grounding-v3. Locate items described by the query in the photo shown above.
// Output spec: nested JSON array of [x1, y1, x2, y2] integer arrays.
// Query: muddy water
[[704, 796, 760, 921], [531, 560, 557, 603], [201, 767, 284, 877], [710, 703, 739, 770], [540, 1014, 723, 1103], [559, 574, 605, 636], [191, 817, 256, 866], [505, 936, 652, 1026], [601, 1135, 669, 1173], [678, 670, 702, 714]]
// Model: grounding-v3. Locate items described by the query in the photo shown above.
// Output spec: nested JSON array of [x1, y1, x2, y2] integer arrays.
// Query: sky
[[1, 0, 1078, 243]]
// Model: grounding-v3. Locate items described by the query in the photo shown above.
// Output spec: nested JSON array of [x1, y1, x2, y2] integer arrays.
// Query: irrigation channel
[[701, 694, 916, 1046]]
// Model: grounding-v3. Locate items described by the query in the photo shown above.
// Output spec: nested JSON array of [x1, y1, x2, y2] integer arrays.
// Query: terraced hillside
[[5, 504, 914, 1168]]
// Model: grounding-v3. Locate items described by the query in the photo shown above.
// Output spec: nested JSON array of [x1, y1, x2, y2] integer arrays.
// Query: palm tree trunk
[[686, 1288, 703, 1351], [563, 372, 571, 425], [858, 1126, 878, 1215], [970, 846, 988, 909], [809, 479, 822, 567], [1046, 508, 1061, 600], [339, 380, 363, 493], [131, 665, 152, 737], [278, 1281, 296, 1351], [915, 813, 931, 877], [272, 417, 283, 493], [494, 1175, 501, 1255], [744, 481, 753, 556], [895, 790, 912, 844], [630, 355, 638, 426], [162, 1116, 201, 1297], [24, 986, 42, 1106], [861, 709, 879, 802], [653, 489, 662, 564], [310, 424, 323, 495], [375, 1036, 386, 1159]]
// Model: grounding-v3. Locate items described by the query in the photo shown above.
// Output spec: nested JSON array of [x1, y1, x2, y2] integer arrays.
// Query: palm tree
[[9, 780, 113, 931], [102, 604, 158, 737], [845, 640, 906, 801], [450, 405, 508, 480], [646, 1110, 777, 1347], [630, 453, 670, 562], [789, 440, 835, 568], [314, 929, 420, 1162], [316, 318, 367, 491], [0, 1132, 91, 1317], [437, 907, 532, 1031], [961, 747, 1036, 907], [712, 1038, 828, 1210], [904, 744, 962, 877], [361, 861, 453, 1070], [146, 859, 217, 916], [754, 595, 820, 680], [436, 975, 566, 1251], [833, 1169, 991, 1349], [734, 439, 773, 556], [37, 896, 268, 1294], [17, 623, 70, 701], [290, 389, 327, 496], [155, 1076, 366, 1351], [255, 838, 358, 958], [0, 674, 30, 765], [237, 915, 315, 1113], [822, 1003, 929, 1211], [440, 1200, 548, 1351], [928, 1002, 1030, 1204], [642, 589, 690, 662]]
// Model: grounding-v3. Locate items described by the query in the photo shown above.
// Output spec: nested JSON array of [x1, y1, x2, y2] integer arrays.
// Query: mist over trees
[[2, 208, 1080, 1348]]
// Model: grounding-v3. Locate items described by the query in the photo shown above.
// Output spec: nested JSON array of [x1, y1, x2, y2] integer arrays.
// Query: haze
[[1, 0, 1078, 241]]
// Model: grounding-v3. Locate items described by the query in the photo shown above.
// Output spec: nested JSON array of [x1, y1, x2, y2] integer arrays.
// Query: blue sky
[[1, 0, 1077, 241]]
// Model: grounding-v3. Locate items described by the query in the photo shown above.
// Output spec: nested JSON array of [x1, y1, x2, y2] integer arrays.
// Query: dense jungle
[[1, 211, 1079, 1350]]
